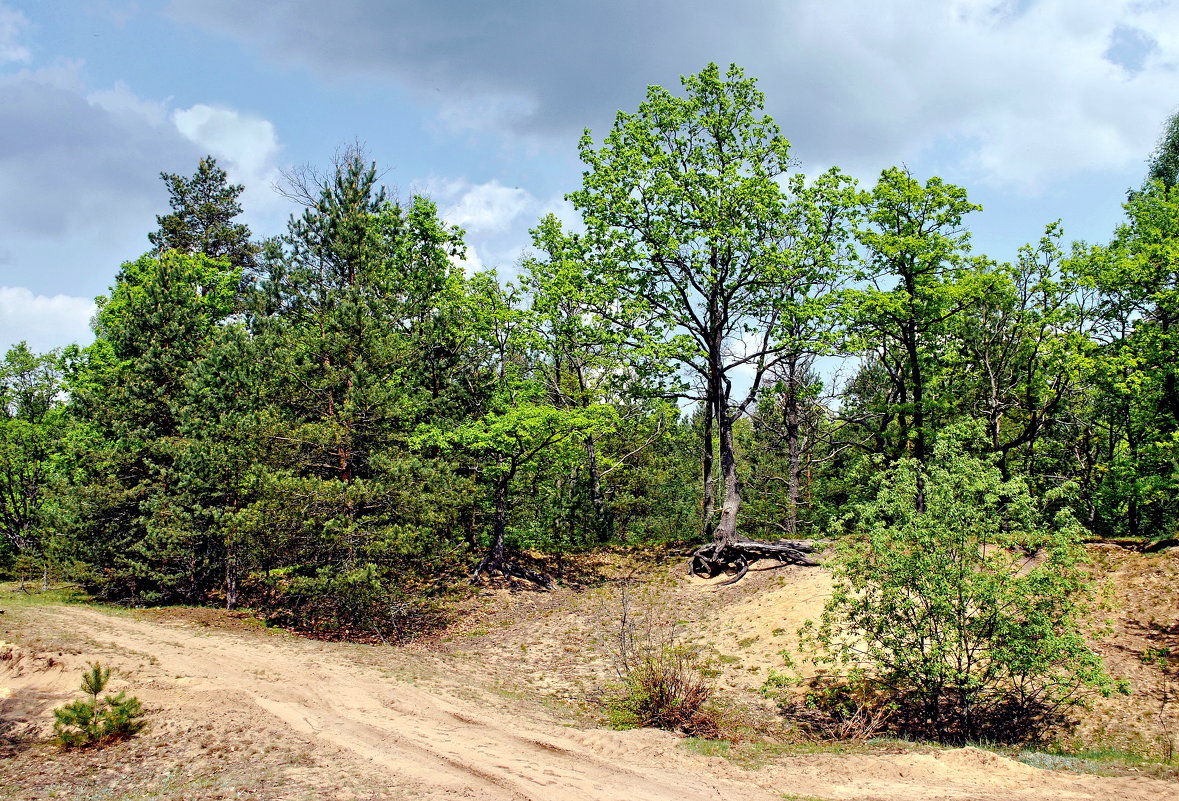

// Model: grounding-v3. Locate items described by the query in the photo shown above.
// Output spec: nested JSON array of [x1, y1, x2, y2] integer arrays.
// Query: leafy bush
[[608, 644, 718, 736], [606, 584, 718, 737], [262, 562, 442, 642], [800, 432, 1117, 744], [53, 662, 145, 747]]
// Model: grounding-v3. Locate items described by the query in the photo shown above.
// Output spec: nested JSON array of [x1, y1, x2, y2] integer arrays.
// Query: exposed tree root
[[690, 539, 820, 585], [473, 551, 554, 589], [1144, 538, 1179, 553]]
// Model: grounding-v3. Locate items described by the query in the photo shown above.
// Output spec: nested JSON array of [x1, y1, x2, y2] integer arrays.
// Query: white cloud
[[0, 62, 289, 308], [173, 105, 280, 179], [423, 178, 535, 233], [782, 0, 1179, 191], [0, 287, 95, 353], [410, 177, 584, 274], [170, 104, 293, 241], [0, 4, 30, 65], [88, 81, 170, 126], [0, 63, 199, 247], [172, 104, 284, 211]]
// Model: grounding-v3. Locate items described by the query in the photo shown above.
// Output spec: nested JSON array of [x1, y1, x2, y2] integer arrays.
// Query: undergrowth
[[605, 581, 720, 737]]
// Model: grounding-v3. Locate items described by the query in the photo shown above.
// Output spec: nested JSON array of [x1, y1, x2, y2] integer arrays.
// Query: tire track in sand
[[49, 607, 763, 801]]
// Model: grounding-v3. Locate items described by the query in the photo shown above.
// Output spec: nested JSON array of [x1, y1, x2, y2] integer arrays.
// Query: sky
[[1, 0, 1176, 354]]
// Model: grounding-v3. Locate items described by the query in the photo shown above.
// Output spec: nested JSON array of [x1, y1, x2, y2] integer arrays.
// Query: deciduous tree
[[0, 343, 65, 560], [570, 63, 855, 579]]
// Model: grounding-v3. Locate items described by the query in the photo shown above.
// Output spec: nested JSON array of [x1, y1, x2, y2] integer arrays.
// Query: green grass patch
[[680, 734, 924, 770], [681, 737, 732, 759], [1014, 746, 1177, 774], [0, 581, 93, 607]]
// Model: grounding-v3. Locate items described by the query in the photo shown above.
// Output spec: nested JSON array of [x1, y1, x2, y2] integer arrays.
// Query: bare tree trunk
[[489, 469, 509, 569], [700, 395, 716, 540], [712, 400, 742, 548], [783, 356, 803, 538], [785, 402, 801, 539], [688, 337, 822, 583], [585, 436, 610, 544], [225, 535, 238, 611], [472, 458, 552, 589], [688, 383, 822, 581]]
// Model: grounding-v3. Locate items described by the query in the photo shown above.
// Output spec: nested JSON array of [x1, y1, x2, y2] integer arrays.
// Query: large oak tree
[[569, 63, 854, 576]]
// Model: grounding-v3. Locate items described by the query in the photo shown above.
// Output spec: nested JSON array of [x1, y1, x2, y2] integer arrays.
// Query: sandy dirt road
[[3, 603, 1177, 801], [28, 606, 766, 801]]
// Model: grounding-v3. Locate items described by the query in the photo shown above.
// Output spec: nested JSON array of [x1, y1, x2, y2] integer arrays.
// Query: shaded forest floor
[[0, 544, 1177, 800]]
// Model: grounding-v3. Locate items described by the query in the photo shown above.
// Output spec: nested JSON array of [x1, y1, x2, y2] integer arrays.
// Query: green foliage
[[741, 369, 832, 539], [1148, 109, 1179, 189], [70, 249, 244, 603], [95, 251, 240, 356], [571, 62, 857, 546], [220, 152, 477, 614], [841, 168, 991, 467], [1070, 173, 1179, 540], [263, 562, 442, 641], [943, 225, 1089, 485], [607, 590, 718, 736], [803, 426, 1114, 744], [53, 662, 145, 747], [0, 343, 67, 564], [40, 74, 1179, 646], [148, 155, 257, 273]]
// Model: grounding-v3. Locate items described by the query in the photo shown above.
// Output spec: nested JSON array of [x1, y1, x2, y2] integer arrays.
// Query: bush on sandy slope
[[793, 429, 1119, 744], [606, 584, 719, 737]]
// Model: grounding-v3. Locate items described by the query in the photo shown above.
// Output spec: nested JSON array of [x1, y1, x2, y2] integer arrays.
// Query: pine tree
[[149, 156, 257, 273]]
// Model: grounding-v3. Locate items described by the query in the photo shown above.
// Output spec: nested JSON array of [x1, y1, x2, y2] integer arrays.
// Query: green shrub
[[799, 430, 1118, 744], [763, 659, 895, 741], [53, 662, 145, 747], [261, 562, 440, 642], [606, 585, 718, 737], [608, 644, 718, 736]]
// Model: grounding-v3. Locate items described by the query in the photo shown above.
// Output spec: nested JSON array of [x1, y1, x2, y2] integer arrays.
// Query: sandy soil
[[1, 551, 1177, 801], [1074, 544, 1179, 758]]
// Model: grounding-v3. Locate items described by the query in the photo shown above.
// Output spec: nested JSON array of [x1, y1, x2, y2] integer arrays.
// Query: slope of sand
[[2, 555, 1176, 801]]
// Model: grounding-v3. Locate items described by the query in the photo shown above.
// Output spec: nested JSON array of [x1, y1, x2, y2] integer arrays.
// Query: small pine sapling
[[53, 662, 144, 747]]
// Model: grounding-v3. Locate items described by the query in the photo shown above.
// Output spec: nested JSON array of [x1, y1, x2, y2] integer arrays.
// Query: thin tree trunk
[[783, 360, 802, 539], [701, 395, 716, 540], [585, 436, 610, 544], [466, 465, 479, 550], [477, 456, 517, 577], [225, 533, 238, 611], [712, 399, 743, 548], [490, 474, 509, 568]]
